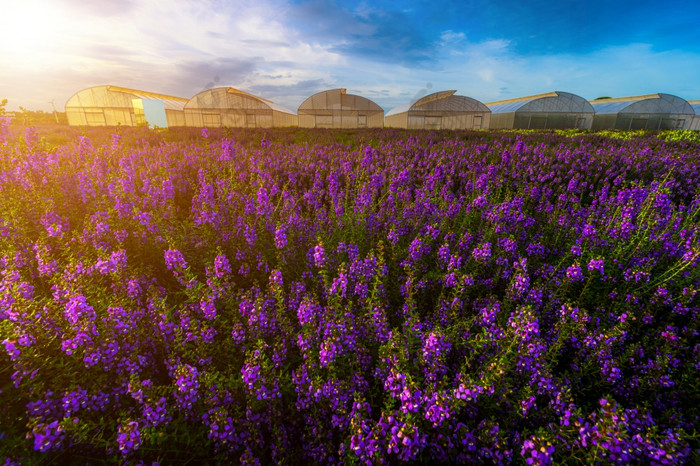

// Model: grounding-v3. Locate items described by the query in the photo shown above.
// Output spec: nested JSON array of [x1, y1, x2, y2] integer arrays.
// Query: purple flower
[[269, 269, 284, 287], [213, 254, 231, 278], [313, 244, 326, 268], [117, 421, 142, 455], [64, 294, 96, 325], [200, 298, 217, 320], [32, 421, 65, 452], [144, 397, 170, 427], [174, 364, 199, 410], [588, 258, 604, 275], [566, 264, 584, 282], [2, 339, 20, 360], [164, 249, 187, 271], [472, 242, 492, 263], [274, 226, 287, 249]]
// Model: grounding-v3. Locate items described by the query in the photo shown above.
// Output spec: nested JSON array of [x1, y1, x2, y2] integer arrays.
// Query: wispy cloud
[[2, 0, 699, 112]]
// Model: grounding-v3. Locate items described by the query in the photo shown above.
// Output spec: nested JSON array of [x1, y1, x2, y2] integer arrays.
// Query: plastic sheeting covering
[[690, 101, 700, 131], [385, 91, 491, 129], [298, 89, 384, 128], [590, 94, 694, 130], [184, 87, 298, 128], [66, 86, 187, 127], [486, 91, 594, 129]]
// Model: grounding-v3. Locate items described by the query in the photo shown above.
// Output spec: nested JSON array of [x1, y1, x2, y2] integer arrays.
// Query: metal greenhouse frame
[[65, 85, 187, 127], [183, 87, 298, 128], [590, 94, 694, 130], [486, 91, 594, 130], [385, 90, 491, 130], [297, 89, 384, 128]]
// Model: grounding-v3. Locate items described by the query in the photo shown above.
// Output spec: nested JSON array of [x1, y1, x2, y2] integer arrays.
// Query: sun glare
[[0, 1, 68, 66]]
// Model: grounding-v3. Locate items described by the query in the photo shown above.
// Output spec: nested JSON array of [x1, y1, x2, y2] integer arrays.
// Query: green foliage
[[658, 129, 700, 144]]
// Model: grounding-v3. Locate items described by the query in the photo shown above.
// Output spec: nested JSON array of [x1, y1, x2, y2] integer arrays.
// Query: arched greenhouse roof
[[486, 91, 594, 114], [185, 87, 296, 115], [589, 93, 694, 115], [298, 88, 383, 112], [686, 99, 700, 114], [385, 90, 490, 117], [65, 85, 188, 111]]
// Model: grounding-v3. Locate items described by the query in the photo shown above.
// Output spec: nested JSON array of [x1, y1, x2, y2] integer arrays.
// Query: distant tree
[[0, 98, 7, 116], [13, 106, 68, 125], [594, 96, 612, 100]]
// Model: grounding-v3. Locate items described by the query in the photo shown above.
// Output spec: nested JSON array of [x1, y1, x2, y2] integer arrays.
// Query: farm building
[[590, 94, 694, 130], [65, 85, 187, 127], [688, 100, 700, 130], [486, 91, 594, 130], [384, 90, 491, 129], [184, 87, 298, 128], [297, 89, 384, 128]]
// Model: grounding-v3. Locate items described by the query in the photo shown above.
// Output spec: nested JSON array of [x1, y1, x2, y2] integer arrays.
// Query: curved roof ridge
[[486, 91, 559, 106], [412, 90, 457, 108], [298, 88, 382, 111], [107, 85, 188, 102], [590, 93, 693, 115], [589, 93, 660, 104], [386, 91, 488, 116], [226, 87, 274, 104]]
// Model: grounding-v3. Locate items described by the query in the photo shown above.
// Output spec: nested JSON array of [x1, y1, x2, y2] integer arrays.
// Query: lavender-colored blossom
[[313, 244, 326, 268], [2, 339, 20, 360], [164, 249, 187, 271], [566, 264, 584, 282], [588, 258, 605, 275], [117, 421, 142, 456], [472, 242, 492, 263], [213, 254, 231, 278], [269, 269, 283, 287], [31, 421, 65, 452], [274, 226, 287, 249], [175, 364, 199, 410]]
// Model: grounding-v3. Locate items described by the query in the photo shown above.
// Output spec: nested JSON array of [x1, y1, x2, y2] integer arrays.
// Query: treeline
[[0, 98, 68, 125]]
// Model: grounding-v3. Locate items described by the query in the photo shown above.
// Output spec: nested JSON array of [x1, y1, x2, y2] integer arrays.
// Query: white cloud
[[2, 0, 699, 112]]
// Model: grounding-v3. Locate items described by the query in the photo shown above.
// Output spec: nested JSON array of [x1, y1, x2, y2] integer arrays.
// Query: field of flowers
[[1, 118, 699, 464]]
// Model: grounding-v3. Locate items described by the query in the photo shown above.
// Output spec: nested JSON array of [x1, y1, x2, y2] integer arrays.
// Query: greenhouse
[[590, 94, 694, 130], [384, 90, 491, 129], [486, 91, 594, 130], [688, 100, 700, 131], [297, 89, 384, 128], [183, 87, 298, 128], [65, 85, 187, 127]]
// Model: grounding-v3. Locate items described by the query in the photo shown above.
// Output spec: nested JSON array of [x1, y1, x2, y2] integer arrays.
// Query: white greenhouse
[[688, 100, 700, 131], [183, 87, 298, 128], [384, 90, 491, 130], [297, 89, 384, 128], [590, 94, 694, 130], [65, 85, 187, 127], [486, 91, 594, 130]]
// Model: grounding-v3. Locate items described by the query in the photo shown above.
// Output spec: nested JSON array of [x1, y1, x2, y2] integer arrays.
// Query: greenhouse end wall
[[592, 114, 691, 130], [384, 113, 409, 129], [513, 113, 591, 130], [489, 113, 515, 129], [297, 89, 384, 129], [405, 112, 490, 130]]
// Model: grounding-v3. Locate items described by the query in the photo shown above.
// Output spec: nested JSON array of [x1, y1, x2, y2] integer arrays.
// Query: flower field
[[1, 119, 699, 464]]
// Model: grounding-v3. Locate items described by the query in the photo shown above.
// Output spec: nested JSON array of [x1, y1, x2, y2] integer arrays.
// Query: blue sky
[[1, 0, 699, 112]]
